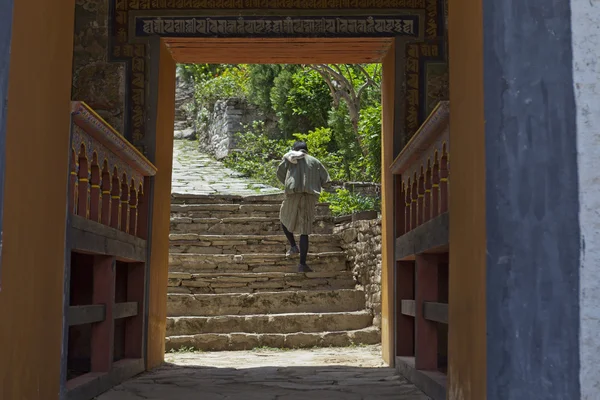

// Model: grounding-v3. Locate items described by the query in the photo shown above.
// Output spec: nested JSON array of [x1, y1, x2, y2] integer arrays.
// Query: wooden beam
[[415, 255, 439, 370], [423, 302, 448, 324], [396, 212, 449, 260], [70, 215, 147, 262], [113, 302, 138, 320], [67, 305, 106, 326], [401, 299, 416, 317], [91, 256, 115, 373]]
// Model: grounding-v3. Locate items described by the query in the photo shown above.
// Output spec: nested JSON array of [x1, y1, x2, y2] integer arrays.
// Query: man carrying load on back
[[277, 141, 331, 273]]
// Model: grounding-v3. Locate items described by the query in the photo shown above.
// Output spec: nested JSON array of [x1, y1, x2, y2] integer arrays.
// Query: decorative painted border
[[135, 15, 420, 38], [71, 102, 157, 177]]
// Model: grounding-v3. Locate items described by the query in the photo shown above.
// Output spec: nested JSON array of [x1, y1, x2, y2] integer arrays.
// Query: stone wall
[[326, 182, 381, 200], [335, 218, 382, 327], [198, 98, 278, 159], [72, 0, 126, 133], [173, 75, 197, 140]]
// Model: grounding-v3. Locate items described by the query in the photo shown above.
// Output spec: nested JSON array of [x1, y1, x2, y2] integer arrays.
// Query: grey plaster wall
[[0, 0, 14, 275], [483, 0, 580, 398], [572, 0, 600, 396]]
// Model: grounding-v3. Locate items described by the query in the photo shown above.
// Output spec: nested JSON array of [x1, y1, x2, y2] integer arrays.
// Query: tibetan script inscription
[[136, 16, 419, 37]]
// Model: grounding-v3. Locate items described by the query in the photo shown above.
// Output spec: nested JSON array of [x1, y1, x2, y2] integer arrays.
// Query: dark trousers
[[281, 223, 309, 265]]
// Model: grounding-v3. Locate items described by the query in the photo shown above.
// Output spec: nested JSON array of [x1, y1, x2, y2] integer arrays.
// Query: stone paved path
[[97, 346, 430, 400], [171, 140, 281, 196]]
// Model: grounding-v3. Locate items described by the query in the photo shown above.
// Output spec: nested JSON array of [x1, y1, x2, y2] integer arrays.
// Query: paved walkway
[[97, 346, 430, 400], [171, 140, 281, 196]]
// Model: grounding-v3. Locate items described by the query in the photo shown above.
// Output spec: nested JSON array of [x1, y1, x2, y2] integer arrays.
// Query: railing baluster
[[120, 177, 130, 233], [128, 184, 138, 236], [440, 147, 449, 214], [432, 157, 440, 219], [77, 147, 89, 218], [417, 170, 425, 226], [101, 166, 111, 226], [110, 171, 120, 229], [424, 161, 432, 223], [89, 159, 101, 222]]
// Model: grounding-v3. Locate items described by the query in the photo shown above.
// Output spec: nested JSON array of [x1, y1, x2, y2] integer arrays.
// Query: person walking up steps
[[277, 141, 330, 273]]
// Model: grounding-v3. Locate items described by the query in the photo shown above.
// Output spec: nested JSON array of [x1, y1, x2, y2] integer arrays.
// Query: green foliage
[[320, 189, 381, 216], [358, 104, 382, 182], [222, 126, 290, 189]]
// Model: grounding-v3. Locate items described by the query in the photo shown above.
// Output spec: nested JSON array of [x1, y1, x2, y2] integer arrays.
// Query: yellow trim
[[111, 196, 120, 199], [440, 178, 449, 182], [70, 171, 77, 175], [102, 191, 111, 194], [412, 199, 417, 203], [405, 203, 410, 207], [425, 189, 432, 193], [130, 205, 137, 209], [432, 184, 440, 188], [91, 185, 101, 189], [79, 178, 89, 183], [121, 200, 129, 204], [418, 195, 424, 198]]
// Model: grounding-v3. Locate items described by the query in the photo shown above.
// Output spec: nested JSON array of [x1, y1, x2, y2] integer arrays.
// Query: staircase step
[[167, 271, 355, 294], [165, 326, 381, 351], [170, 216, 335, 235], [171, 193, 285, 205], [167, 289, 366, 317], [171, 202, 331, 218], [169, 234, 343, 254], [169, 252, 347, 273], [166, 310, 373, 336]]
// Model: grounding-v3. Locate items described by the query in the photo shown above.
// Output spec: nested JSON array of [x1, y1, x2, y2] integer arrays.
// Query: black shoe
[[286, 246, 300, 257], [298, 264, 313, 273]]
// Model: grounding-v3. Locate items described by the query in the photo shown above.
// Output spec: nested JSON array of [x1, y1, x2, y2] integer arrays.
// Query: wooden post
[[91, 256, 116, 372], [101, 169, 111, 226], [136, 178, 150, 239], [120, 179, 129, 233], [125, 262, 145, 359], [89, 164, 101, 222], [110, 173, 120, 229], [415, 254, 439, 370], [396, 261, 415, 357], [77, 152, 89, 218], [395, 176, 405, 237], [128, 185, 138, 236]]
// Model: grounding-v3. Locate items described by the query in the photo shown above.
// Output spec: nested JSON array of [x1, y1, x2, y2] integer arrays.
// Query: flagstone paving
[[171, 140, 281, 196], [96, 346, 430, 400]]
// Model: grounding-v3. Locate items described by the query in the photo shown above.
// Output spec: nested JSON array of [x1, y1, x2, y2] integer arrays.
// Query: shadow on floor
[[96, 363, 431, 400]]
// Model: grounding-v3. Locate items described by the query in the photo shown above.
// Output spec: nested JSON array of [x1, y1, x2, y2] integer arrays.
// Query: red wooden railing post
[[440, 149, 449, 214], [424, 162, 432, 223], [77, 150, 90, 218], [415, 254, 439, 370], [120, 178, 130, 233], [417, 171, 425, 226], [136, 178, 150, 239], [405, 181, 412, 233], [69, 150, 78, 214], [101, 168, 111, 226], [432, 159, 440, 218], [89, 162, 101, 222], [91, 255, 116, 372], [110, 172, 120, 229], [411, 179, 418, 230], [124, 262, 145, 358], [396, 261, 415, 357], [396, 176, 405, 237], [128, 185, 138, 236]]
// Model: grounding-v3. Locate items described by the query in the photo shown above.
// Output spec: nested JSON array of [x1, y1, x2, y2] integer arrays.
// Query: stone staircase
[[165, 193, 380, 351]]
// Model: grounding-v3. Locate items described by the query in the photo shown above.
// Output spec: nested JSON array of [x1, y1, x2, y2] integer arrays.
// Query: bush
[[320, 189, 381, 217]]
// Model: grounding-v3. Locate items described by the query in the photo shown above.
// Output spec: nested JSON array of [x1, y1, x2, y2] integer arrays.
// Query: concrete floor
[[97, 346, 430, 400]]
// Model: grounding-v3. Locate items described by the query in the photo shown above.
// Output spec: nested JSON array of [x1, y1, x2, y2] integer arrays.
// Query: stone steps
[[170, 216, 335, 235], [166, 192, 380, 351], [165, 326, 380, 352], [167, 289, 366, 317], [168, 252, 348, 273], [171, 202, 331, 218], [168, 271, 356, 294], [166, 310, 373, 336], [171, 193, 285, 205], [169, 234, 343, 254]]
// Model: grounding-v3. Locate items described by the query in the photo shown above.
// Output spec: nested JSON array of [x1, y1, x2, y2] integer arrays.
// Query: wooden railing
[[65, 102, 156, 399], [69, 101, 157, 238], [392, 102, 450, 400], [391, 101, 449, 237]]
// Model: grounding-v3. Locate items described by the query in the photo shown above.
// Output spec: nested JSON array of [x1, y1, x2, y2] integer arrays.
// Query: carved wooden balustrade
[[391, 101, 449, 237], [391, 101, 449, 400], [69, 102, 157, 237], [65, 102, 157, 400]]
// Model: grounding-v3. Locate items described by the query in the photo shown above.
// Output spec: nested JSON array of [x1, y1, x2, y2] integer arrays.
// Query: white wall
[[573, 0, 600, 397]]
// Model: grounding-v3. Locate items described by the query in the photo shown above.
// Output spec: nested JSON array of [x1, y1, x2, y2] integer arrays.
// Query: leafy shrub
[[320, 189, 381, 217]]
